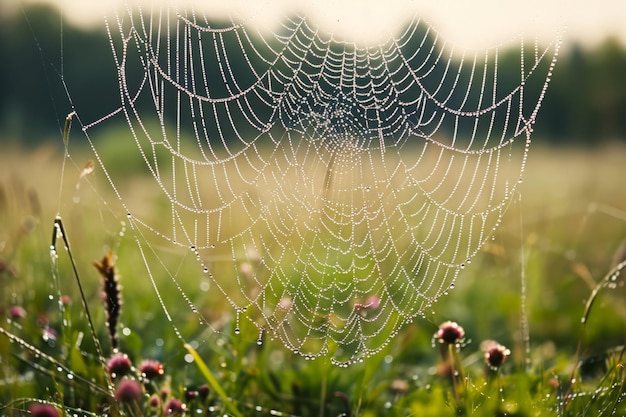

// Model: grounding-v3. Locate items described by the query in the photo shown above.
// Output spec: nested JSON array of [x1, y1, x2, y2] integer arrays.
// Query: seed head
[[94, 251, 122, 350], [435, 321, 465, 345]]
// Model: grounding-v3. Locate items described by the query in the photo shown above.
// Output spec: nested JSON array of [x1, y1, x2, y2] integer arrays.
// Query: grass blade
[[184, 343, 243, 417]]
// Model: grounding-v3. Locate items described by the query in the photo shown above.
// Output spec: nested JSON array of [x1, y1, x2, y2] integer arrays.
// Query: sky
[[4, 0, 626, 48]]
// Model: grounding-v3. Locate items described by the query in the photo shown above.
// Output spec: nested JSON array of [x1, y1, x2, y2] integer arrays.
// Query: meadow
[[1, 140, 626, 416]]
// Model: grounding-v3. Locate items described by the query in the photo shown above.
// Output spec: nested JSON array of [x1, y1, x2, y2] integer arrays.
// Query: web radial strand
[[93, 5, 559, 364]]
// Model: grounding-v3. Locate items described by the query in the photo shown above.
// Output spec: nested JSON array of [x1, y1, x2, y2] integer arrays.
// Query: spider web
[[78, 4, 560, 364]]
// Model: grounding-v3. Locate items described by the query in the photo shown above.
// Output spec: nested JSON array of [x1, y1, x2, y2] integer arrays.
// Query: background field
[[1, 140, 625, 416]]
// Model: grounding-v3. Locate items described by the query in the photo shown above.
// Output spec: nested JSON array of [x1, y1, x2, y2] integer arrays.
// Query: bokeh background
[[1, 0, 626, 148]]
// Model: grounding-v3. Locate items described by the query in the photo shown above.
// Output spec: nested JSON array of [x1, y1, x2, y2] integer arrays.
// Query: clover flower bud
[[435, 321, 465, 345]]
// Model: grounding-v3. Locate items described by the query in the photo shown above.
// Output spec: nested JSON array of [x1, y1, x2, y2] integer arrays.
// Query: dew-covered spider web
[[72, 3, 560, 365]]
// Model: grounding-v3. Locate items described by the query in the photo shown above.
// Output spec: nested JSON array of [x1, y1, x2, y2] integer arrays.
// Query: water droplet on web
[[234, 328, 240, 335]]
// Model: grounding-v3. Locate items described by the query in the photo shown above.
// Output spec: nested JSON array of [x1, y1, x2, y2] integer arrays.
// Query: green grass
[[1, 143, 626, 416]]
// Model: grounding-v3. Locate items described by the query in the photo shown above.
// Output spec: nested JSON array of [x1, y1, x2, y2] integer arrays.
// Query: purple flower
[[184, 389, 198, 401], [9, 305, 26, 320], [139, 359, 164, 380], [29, 404, 59, 417], [198, 384, 210, 401], [107, 353, 132, 378], [164, 398, 186, 415], [114, 379, 143, 403], [481, 340, 511, 370], [435, 321, 465, 345], [148, 395, 161, 408]]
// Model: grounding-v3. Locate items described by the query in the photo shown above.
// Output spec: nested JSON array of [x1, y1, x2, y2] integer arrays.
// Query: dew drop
[[234, 328, 240, 335]]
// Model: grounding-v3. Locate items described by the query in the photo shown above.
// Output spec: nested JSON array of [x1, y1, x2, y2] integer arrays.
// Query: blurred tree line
[[2, 4, 625, 146]]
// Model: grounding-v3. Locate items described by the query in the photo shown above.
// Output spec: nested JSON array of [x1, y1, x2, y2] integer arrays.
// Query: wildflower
[[365, 295, 380, 309], [164, 398, 186, 415], [148, 395, 161, 408], [139, 359, 164, 380], [184, 388, 198, 402], [278, 296, 292, 310], [390, 379, 409, 394], [115, 379, 143, 403], [481, 340, 511, 370], [29, 404, 59, 417], [435, 321, 465, 345], [107, 353, 132, 378], [198, 385, 210, 401], [353, 295, 380, 312], [9, 305, 26, 320]]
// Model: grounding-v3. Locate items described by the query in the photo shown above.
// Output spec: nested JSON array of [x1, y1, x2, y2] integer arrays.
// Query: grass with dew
[[1, 140, 626, 416]]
